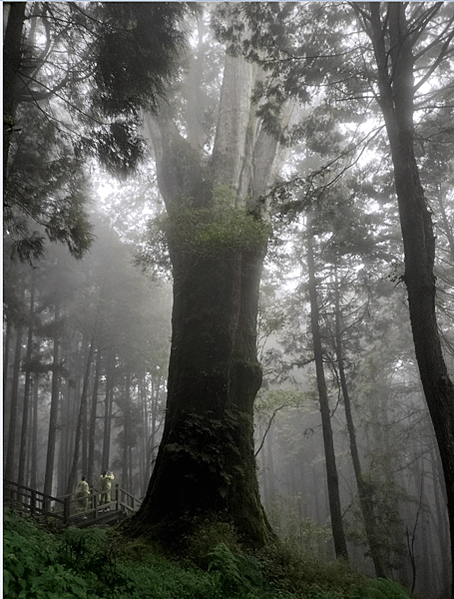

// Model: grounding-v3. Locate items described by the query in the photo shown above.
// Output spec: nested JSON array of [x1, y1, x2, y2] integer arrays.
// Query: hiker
[[75, 476, 90, 516], [100, 470, 114, 510]]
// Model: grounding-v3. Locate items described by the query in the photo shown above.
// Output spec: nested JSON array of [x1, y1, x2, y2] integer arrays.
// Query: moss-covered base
[[129, 241, 273, 548]]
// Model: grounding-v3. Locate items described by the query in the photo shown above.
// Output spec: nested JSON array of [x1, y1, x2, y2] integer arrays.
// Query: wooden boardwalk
[[3, 479, 142, 527]]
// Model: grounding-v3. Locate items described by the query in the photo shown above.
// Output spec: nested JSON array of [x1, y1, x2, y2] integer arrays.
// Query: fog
[[4, 3, 453, 598]]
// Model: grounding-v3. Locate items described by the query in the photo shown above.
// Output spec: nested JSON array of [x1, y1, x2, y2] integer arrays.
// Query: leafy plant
[[185, 519, 242, 567], [3, 510, 89, 599], [365, 578, 410, 599], [6, 509, 413, 599], [207, 543, 245, 595], [255, 539, 366, 596]]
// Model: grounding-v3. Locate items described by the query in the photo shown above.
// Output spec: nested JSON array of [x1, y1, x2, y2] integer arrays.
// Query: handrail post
[[30, 489, 36, 515], [115, 484, 119, 511], [93, 492, 98, 519], [63, 496, 70, 524]]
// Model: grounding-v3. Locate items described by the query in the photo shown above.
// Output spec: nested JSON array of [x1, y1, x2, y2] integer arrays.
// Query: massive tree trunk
[[130, 50, 282, 548], [363, 2, 454, 591]]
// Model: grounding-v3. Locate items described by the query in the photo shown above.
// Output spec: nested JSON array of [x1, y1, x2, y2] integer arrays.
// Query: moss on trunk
[[130, 240, 273, 548]]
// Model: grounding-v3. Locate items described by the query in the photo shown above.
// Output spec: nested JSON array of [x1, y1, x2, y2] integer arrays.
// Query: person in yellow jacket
[[100, 470, 114, 510], [75, 476, 90, 515]]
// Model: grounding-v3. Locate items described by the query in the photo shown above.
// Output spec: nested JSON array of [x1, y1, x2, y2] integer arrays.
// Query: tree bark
[[67, 339, 95, 494], [365, 3, 454, 591], [122, 371, 131, 489], [44, 302, 61, 501], [29, 373, 39, 490], [3, 1, 26, 178], [4, 323, 24, 482], [87, 350, 102, 487], [333, 269, 385, 575], [101, 351, 115, 474], [130, 50, 281, 548], [18, 277, 36, 487], [306, 218, 348, 560]]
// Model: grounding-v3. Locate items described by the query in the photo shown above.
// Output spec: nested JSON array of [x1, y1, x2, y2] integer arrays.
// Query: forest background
[[3, 3, 454, 598]]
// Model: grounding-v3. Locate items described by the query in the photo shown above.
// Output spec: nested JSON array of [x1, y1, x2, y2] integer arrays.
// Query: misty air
[[3, 2, 454, 598]]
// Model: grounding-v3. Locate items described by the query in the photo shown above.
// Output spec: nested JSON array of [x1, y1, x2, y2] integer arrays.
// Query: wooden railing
[[3, 479, 142, 525]]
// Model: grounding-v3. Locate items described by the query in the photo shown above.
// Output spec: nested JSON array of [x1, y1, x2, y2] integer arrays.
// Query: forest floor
[[3, 508, 412, 599]]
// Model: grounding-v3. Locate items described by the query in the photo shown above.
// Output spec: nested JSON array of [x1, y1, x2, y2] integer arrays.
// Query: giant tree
[[129, 11, 286, 547]]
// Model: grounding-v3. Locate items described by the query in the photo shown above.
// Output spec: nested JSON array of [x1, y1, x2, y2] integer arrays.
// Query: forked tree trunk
[[130, 49, 282, 547]]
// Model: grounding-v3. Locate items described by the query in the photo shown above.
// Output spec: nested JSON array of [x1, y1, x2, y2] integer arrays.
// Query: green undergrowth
[[3, 509, 412, 599]]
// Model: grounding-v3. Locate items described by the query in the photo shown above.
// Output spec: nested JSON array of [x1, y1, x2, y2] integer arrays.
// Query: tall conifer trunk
[[333, 269, 385, 575], [306, 218, 348, 559], [44, 302, 61, 502], [361, 3, 454, 591], [18, 277, 36, 488]]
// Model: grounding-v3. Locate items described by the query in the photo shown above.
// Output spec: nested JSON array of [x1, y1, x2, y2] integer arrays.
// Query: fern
[[207, 543, 244, 595], [366, 578, 411, 599]]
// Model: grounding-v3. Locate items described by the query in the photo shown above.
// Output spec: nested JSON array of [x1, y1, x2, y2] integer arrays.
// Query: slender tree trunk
[[139, 375, 148, 496], [29, 373, 39, 490], [306, 218, 348, 560], [265, 426, 277, 506], [67, 340, 95, 494], [87, 350, 101, 488], [4, 323, 24, 482], [102, 352, 115, 473], [82, 391, 88, 477], [18, 278, 36, 487], [365, 4, 454, 590], [3, 318, 12, 452], [122, 371, 131, 489], [432, 448, 450, 594], [44, 302, 61, 500], [333, 270, 385, 575]]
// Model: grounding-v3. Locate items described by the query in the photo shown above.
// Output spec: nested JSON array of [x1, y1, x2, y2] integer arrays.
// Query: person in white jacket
[[75, 476, 90, 515], [100, 470, 114, 510]]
